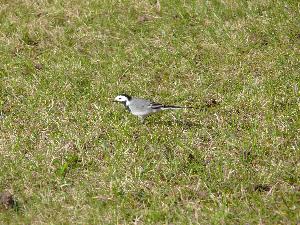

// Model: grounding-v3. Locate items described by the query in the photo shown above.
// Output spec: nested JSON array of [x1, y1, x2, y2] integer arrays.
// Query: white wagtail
[[114, 94, 194, 123]]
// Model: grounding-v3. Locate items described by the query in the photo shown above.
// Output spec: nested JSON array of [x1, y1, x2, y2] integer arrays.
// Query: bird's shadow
[[148, 119, 202, 128], [142, 104, 217, 128]]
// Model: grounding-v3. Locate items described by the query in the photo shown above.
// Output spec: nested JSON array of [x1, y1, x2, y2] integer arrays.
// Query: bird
[[113, 94, 194, 123]]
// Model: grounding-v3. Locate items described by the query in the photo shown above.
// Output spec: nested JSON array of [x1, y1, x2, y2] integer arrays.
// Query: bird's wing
[[149, 101, 164, 109]]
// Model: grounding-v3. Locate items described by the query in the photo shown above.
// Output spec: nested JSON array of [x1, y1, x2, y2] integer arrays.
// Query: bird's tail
[[161, 105, 195, 110]]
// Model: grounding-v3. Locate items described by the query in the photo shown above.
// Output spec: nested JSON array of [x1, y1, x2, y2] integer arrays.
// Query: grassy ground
[[0, 0, 299, 223]]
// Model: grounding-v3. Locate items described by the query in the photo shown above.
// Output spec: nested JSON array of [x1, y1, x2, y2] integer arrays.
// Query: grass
[[0, 0, 299, 223]]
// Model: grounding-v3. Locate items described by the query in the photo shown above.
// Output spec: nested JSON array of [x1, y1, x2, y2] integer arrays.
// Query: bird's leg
[[138, 116, 145, 124]]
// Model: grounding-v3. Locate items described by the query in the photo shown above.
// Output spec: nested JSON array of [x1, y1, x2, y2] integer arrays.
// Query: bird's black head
[[114, 94, 132, 102]]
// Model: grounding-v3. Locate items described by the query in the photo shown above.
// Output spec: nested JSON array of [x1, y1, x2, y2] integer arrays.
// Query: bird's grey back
[[127, 97, 154, 115]]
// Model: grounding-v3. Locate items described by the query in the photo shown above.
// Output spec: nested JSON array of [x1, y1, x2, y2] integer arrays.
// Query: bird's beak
[[112, 100, 118, 103]]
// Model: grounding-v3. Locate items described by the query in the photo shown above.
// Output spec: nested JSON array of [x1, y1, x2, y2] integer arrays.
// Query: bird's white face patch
[[114, 95, 128, 102]]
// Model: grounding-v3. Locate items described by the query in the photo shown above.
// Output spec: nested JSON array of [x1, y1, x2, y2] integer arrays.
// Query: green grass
[[0, 0, 299, 223]]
